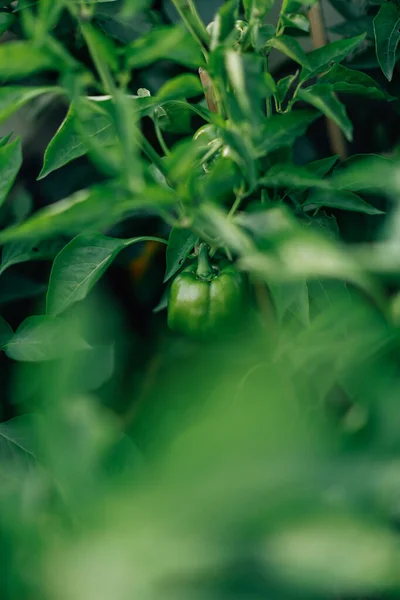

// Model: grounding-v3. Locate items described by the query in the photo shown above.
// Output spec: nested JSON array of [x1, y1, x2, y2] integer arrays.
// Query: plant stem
[[154, 119, 170, 156], [196, 243, 213, 278]]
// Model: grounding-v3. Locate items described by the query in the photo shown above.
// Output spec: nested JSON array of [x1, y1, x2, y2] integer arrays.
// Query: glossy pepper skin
[[168, 245, 246, 338]]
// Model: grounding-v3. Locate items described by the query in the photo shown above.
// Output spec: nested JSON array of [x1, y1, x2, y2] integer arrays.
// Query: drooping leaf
[[303, 189, 384, 215], [0, 137, 22, 208], [0, 183, 175, 245], [257, 110, 319, 155], [164, 227, 198, 282], [319, 64, 394, 100], [303, 34, 366, 78], [373, 1, 400, 81], [275, 73, 298, 105], [297, 85, 353, 141], [125, 25, 205, 69], [4, 316, 90, 362], [46, 234, 167, 316], [0, 238, 66, 276], [267, 35, 311, 69], [260, 164, 331, 190]]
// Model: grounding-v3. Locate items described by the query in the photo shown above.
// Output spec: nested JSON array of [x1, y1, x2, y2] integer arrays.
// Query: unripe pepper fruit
[[168, 244, 246, 338]]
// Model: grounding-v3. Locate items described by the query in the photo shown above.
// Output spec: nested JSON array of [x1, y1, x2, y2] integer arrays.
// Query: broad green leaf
[[303, 189, 384, 215], [5, 316, 90, 362], [164, 227, 198, 282], [0, 316, 13, 348], [0, 137, 22, 208], [38, 100, 117, 180], [268, 35, 311, 69], [256, 110, 319, 155], [125, 25, 204, 69], [319, 64, 394, 100], [260, 164, 331, 189], [157, 74, 204, 103], [303, 34, 366, 78], [373, 2, 400, 81], [47, 234, 167, 316], [331, 154, 396, 192], [0, 41, 60, 79], [0, 86, 61, 128], [269, 280, 309, 326], [282, 13, 310, 32], [0, 238, 65, 276], [0, 183, 175, 245], [81, 22, 118, 74], [297, 85, 353, 141]]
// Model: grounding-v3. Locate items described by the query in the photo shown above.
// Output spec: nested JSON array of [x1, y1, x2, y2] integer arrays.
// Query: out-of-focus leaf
[[304, 189, 384, 215], [157, 74, 203, 103], [210, 0, 238, 50], [0, 41, 60, 79], [331, 154, 396, 192], [0, 415, 37, 468], [125, 25, 205, 69], [243, 0, 274, 21], [0, 12, 14, 36], [5, 316, 90, 362], [282, 13, 310, 32], [0, 238, 65, 276], [260, 164, 331, 190], [320, 64, 394, 100], [164, 227, 197, 282], [47, 233, 167, 316], [0, 137, 22, 209], [297, 85, 353, 141], [0, 183, 175, 245], [257, 110, 319, 155], [0, 273, 47, 305], [0, 316, 12, 348], [373, 1, 400, 81]]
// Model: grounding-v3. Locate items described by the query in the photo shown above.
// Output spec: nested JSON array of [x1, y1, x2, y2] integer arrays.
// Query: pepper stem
[[196, 244, 213, 279]]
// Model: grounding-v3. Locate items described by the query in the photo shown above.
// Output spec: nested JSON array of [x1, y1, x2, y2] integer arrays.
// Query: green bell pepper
[[168, 244, 246, 338]]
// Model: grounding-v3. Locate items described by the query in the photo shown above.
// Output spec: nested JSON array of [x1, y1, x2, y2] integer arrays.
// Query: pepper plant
[[3, 0, 400, 599]]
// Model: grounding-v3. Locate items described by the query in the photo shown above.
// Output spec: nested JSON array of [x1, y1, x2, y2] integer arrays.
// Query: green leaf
[[297, 85, 353, 141], [303, 189, 384, 215], [210, 0, 239, 50], [125, 25, 204, 69], [0, 12, 15, 36], [5, 316, 90, 362], [164, 227, 198, 282], [38, 99, 117, 180], [157, 74, 204, 103], [269, 280, 309, 326], [303, 34, 366, 78], [0, 86, 61, 128], [373, 1, 400, 81], [260, 164, 331, 189], [0, 183, 175, 245], [47, 234, 167, 316], [0, 316, 13, 349], [257, 110, 319, 155], [319, 64, 394, 100], [0, 415, 36, 469], [267, 35, 311, 69], [281, 13, 310, 32], [0, 41, 60, 79], [225, 51, 267, 125], [0, 238, 65, 276], [331, 154, 396, 192], [306, 155, 339, 177], [0, 137, 22, 208]]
